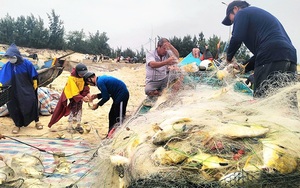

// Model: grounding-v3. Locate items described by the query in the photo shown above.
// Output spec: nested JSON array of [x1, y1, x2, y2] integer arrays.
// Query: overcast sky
[[1, 0, 299, 59]]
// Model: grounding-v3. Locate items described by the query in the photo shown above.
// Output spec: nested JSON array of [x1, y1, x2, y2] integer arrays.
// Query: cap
[[75, 63, 88, 76], [83, 72, 95, 81], [222, 1, 250, 26]]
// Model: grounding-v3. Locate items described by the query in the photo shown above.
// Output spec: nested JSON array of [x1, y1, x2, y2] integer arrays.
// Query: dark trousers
[[254, 61, 297, 98], [108, 99, 128, 133]]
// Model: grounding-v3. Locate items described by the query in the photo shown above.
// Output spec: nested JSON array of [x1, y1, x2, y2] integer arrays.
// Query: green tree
[[24, 15, 49, 48], [87, 30, 111, 56], [197, 32, 206, 49], [0, 14, 16, 44], [14, 16, 28, 46], [114, 47, 122, 59], [65, 29, 87, 53], [180, 35, 197, 57], [137, 46, 146, 62], [47, 9, 65, 50], [169, 36, 182, 55], [0, 12, 252, 62], [122, 48, 136, 58], [207, 35, 222, 59]]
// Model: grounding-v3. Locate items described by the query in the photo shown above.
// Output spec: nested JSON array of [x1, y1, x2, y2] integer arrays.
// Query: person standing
[[83, 72, 129, 137], [48, 63, 90, 134], [0, 43, 43, 134], [145, 38, 180, 97], [222, 1, 297, 98]]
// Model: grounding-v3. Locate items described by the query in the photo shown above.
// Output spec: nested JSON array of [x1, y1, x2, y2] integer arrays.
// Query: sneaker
[[12, 127, 20, 134], [75, 126, 84, 134], [35, 122, 43, 130]]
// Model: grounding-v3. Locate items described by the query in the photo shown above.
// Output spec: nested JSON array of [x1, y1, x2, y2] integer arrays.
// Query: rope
[[3, 135, 100, 157]]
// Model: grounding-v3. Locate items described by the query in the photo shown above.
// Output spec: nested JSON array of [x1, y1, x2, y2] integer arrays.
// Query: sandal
[[75, 126, 84, 134], [12, 127, 20, 134], [35, 122, 43, 130]]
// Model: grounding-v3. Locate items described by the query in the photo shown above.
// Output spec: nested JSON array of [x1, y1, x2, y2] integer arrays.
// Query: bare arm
[[149, 56, 178, 68], [165, 42, 179, 58]]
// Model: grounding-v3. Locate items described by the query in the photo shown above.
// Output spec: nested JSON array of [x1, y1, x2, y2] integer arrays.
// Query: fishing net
[[2, 63, 299, 188], [91, 64, 300, 188], [255, 71, 298, 98], [0, 138, 102, 187]]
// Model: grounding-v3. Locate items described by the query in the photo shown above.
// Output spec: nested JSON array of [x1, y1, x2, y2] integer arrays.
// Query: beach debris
[[82, 122, 91, 133], [10, 153, 44, 178], [53, 152, 71, 174]]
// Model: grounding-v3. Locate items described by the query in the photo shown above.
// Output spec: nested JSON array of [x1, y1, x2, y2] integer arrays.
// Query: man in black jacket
[[222, 1, 297, 98]]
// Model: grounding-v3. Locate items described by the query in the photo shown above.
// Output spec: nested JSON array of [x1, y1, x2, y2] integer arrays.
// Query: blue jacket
[[0, 44, 39, 126], [227, 6, 297, 67], [96, 75, 129, 106]]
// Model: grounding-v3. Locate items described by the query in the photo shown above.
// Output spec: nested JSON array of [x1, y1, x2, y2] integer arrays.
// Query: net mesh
[[90, 65, 300, 187], [2, 64, 299, 188]]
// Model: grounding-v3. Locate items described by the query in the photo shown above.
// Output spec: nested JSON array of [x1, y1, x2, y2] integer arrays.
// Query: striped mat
[[0, 137, 99, 187]]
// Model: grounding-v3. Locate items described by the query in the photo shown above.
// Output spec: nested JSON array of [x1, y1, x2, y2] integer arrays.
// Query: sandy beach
[[0, 47, 146, 143]]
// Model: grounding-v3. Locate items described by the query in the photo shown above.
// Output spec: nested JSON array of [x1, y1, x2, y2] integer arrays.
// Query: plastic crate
[[0, 85, 11, 106]]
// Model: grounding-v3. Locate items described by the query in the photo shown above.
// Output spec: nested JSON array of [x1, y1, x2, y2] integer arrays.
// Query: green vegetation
[[0, 10, 250, 62]]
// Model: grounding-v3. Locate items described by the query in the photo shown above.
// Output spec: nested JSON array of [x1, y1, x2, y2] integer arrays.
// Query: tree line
[[0, 10, 250, 62]]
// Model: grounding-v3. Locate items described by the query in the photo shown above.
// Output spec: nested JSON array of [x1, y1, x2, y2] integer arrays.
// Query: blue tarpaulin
[[178, 52, 201, 67]]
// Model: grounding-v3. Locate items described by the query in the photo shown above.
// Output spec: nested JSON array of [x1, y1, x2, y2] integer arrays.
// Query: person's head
[[156, 38, 169, 57], [75, 63, 88, 77], [4, 43, 22, 64], [222, 1, 250, 26], [83, 72, 96, 86]]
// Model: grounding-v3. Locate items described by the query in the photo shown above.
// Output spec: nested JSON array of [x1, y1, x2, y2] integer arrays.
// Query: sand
[[0, 47, 146, 144]]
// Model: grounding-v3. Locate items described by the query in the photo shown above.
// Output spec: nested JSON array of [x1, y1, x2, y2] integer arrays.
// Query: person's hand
[[82, 96, 89, 102], [93, 94, 99, 100], [192, 48, 200, 58], [166, 56, 178, 65], [162, 41, 172, 49], [168, 65, 180, 71], [89, 94, 97, 100], [225, 62, 241, 76]]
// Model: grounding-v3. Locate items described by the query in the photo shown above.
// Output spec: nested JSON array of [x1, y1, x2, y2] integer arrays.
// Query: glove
[[33, 79, 38, 90]]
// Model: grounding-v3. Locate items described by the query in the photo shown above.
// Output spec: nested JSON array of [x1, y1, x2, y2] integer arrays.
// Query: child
[[48, 63, 90, 134]]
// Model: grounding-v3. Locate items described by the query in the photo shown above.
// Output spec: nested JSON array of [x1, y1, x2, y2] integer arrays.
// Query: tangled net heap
[[92, 65, 300, 188]]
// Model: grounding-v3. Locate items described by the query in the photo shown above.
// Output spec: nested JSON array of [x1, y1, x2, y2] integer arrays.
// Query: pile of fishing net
[[92, 68, 300, 188]]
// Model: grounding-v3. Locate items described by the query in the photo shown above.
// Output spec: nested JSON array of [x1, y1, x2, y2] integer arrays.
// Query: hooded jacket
[[0, 43, 39, 127]]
